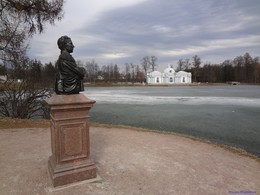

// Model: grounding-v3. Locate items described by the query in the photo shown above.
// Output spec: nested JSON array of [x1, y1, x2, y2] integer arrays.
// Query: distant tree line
[[83, 53, 260, 84], [81, 56, 156, 83], [177, 53, 260, 83], [1, 53, 260, 85], [0, 60, 55, 86]]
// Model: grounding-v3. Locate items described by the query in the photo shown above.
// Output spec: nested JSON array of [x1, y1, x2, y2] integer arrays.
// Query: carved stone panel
[[59, 123, 87, 162]]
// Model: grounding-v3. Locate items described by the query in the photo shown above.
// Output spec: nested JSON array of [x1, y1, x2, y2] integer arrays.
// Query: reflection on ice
[[83, 90, 260, 107]]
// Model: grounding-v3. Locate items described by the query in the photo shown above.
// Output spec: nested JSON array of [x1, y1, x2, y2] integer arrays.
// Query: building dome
[[164, 67, 175, 74], [149, 71, 161, 76], [177, 71, 189, 76], [162, 64, 175, 74]]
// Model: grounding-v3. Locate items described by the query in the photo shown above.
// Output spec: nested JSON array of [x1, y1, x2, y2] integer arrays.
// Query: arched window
[[156, 77, 159, 83], [170, 77, 173, 82], [182, 77, 186, 83]]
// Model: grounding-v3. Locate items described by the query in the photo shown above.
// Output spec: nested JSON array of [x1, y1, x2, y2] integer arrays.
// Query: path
[[0, 127, 259, 194]]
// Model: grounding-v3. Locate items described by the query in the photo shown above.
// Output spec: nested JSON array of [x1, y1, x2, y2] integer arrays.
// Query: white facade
[[147, 65, 192, 84], [0, 75, 7, 82]]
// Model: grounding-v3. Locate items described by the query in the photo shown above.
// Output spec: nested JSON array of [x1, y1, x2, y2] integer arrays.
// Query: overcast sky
[[30, 0, 260, 70]]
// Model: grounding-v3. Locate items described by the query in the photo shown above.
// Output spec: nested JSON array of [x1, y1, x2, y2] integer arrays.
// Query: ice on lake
[[82, 85, 260, 157], [83, 86, 260, 107]]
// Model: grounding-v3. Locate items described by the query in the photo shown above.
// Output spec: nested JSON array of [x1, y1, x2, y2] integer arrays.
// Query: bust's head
[[57, 35, 74, 53]]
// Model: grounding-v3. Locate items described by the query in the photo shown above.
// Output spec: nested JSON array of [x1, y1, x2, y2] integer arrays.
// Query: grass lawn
[[0, 117, 49, 129]]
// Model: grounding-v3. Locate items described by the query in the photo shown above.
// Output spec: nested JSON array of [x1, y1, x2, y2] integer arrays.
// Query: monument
[[46, 35, 97, 187]]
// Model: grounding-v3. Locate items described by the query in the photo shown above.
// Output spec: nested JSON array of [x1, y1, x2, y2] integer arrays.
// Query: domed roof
[[149, 71, 161, 76], [176, 71, 189, 76], [164, 67, 175, 74]]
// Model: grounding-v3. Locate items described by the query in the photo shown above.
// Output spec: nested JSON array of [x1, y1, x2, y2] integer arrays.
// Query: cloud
[[29, 0, 260, 69]]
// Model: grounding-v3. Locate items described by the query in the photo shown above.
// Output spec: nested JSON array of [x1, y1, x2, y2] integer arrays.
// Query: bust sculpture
[[54, 35, 85, 95]]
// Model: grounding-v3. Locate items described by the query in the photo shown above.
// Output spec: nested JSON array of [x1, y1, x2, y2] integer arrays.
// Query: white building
[[147, 65, 192, 84], [0, 75, 7, 82]]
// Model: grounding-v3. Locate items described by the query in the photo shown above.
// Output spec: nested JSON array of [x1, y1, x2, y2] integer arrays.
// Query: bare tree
[[113, 64, 120, 82], [42, 62, 55, 86], [28, 59, 42, 83], [1, 0, 64, 62], [0, 54, 53, 119], [85, 60, 99, 82], [130, 63, 136, 82], [192, 55, 201, 82], [0, 0, 64, 43], [243, 52, 254, 83], [233, 55, 245, 82], [0, 79, 52, 119], [0, 0, 64, 119], [183, 59, 191, 70], [141, 56, 150, 75], [141, 56, 157, 83], [150, 56, 158, 71], [135, 65, 144, 83], [5, 44, 30, 80], [177, 58, 191, 71], [177, 59, 185, 71], [124, 63, 131, 82], [253, 57, 260, 83]]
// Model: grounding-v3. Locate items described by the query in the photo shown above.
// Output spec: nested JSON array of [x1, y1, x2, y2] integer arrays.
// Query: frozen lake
[[83, 85, 260, 157]]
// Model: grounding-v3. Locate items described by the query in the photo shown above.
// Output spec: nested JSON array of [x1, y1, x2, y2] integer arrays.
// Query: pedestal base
[[46, 94, 97, 187], [48, 156, 97, 187]]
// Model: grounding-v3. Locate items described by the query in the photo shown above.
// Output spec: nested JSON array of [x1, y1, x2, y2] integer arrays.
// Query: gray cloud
[[30, 0, 260, 70]]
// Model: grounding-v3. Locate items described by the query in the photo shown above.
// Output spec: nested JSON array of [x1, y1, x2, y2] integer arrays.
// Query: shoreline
[[91, 122, 260, 162], [84, 82, 226, 87], [0, 117, 259, 161], [84, 82, 260, 87]]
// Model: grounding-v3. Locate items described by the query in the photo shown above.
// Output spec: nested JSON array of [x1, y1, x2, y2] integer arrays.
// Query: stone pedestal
[[46, 94, 96, 187]]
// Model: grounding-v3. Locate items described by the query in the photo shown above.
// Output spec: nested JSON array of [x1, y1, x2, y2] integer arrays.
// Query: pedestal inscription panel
[[60, 123, 86, 161]]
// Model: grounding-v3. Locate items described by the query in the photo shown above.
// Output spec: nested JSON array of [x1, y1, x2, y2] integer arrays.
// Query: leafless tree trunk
[[150, 56, 158, 71], [141, 55, 158, 81], [192, 55, 201, 82]]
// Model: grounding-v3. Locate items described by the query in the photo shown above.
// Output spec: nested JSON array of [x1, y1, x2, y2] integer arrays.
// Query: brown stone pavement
[[0, 127, 259, 195]]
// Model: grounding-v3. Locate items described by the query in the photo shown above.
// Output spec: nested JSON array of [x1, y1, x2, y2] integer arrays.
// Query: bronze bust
[[55, 35, 85, 95]]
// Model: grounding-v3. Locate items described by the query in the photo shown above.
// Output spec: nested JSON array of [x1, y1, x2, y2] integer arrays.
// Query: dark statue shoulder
[[59, 51, 75, 62]]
